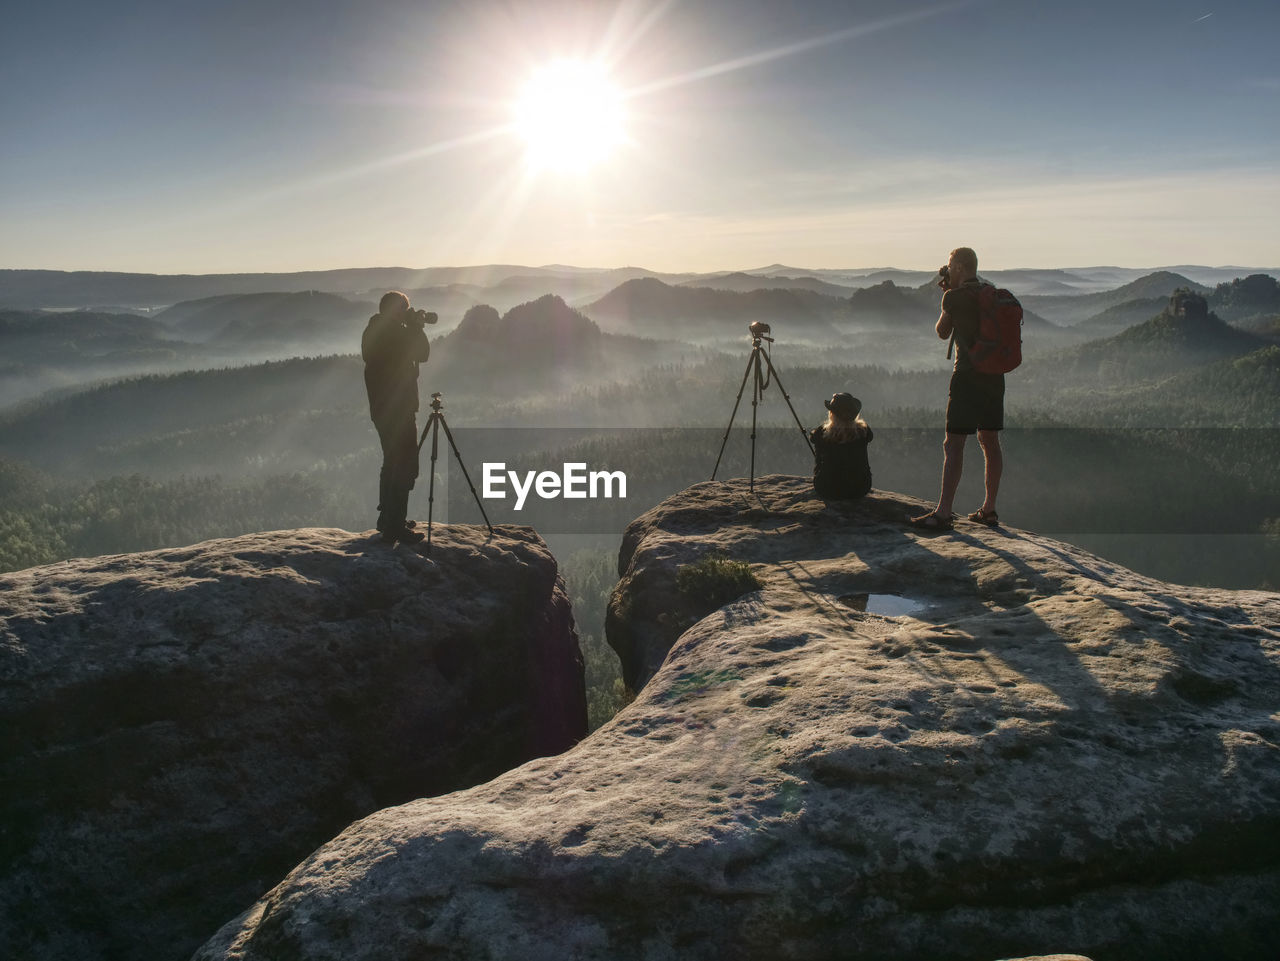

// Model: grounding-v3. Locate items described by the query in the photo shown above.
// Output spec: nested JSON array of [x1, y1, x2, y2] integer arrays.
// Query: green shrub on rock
[[676, 552, 761, 607]]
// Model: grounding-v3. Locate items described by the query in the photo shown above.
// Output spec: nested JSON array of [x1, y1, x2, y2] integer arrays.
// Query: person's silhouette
[[361, 291, 434, 543]]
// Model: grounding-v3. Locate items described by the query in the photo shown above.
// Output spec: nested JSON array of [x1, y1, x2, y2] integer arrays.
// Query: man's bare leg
[[935, 431, 968, 519], [976, 429, 1002, 514]]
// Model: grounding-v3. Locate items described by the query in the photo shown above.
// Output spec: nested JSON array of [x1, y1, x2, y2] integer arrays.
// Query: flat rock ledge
[[196, 478, 1279, 961], [0, 524, 585, 961]]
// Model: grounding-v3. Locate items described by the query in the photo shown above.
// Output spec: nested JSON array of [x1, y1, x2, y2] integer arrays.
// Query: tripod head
[[429, 391, 444, 412]]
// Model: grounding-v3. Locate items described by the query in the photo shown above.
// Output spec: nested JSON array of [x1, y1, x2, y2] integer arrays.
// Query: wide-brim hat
[[824, 392, 862, 419]]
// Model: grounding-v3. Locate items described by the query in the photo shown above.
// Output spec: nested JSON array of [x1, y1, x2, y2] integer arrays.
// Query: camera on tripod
[[712, 320, 813, 491]]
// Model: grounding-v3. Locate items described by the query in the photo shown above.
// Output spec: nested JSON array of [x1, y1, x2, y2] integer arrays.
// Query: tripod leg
[[438, 415, 494, 533], [426, 415, 440, 552], [750, 351, 762, 490], [712, 348, 758, 481], [760, 351, 816, 456]]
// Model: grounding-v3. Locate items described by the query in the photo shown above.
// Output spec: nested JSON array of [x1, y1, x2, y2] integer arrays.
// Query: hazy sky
[[2, 0, 1277, 273]]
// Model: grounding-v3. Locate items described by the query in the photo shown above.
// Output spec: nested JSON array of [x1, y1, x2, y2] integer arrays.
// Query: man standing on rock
[[909, 247, 1004, 531], [362, 291, 436, 544]]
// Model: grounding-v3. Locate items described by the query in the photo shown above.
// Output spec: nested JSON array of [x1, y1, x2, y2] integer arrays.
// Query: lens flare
[[512, 60, 626, 173]]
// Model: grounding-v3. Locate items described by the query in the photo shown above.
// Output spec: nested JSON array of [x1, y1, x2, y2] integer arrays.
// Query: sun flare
[[512, 60, 625, 173]]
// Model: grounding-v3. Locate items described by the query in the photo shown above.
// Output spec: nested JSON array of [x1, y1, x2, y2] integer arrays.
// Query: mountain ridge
[[1023, 271, 1210, 326], [6, 265, 1278, 311]]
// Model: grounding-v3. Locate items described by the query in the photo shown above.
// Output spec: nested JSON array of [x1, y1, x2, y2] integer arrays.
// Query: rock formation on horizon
[[583, 277, 843, 342], [195, 479, 1280, 961], [0, 525, 586, 961], [433, 295, 609, 391]]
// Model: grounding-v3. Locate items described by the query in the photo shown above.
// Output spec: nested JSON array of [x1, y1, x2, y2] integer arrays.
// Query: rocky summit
[[193, 478, 1280, 961], [0, 525, 586, 961]]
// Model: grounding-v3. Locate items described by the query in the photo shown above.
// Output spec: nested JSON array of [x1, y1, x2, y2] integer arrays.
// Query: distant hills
[[4, 266, 1279, 413], [0, 266, 693, 312], [0, 267, 432, 310], [5, 264, 1277, 312], [0, 356, 368, 477], [431, 294, 688, 392], [583, 277, 845, 342], [1207, 273, 1280, 323], [440, 295, 601, 366], [0, 310, 169, 355], [847, 278, 1058, 332], [978, 269, 1099, 294], [0, 309, 192, 408], [1023, 271, 1210, 326], [1109, 298, 1264, 356], [847, 281, 933, 327], [1067, 274, 1280, 337], [1074, 297, 1169, 334], [681, 272, 856, 297], [1030, 290, 1269, 382], [155, 291, 373, 347], [2, 284, 1274, 488]]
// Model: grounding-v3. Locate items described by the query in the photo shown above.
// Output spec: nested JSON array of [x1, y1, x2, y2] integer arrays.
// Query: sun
[[512, 60, 626, 173]]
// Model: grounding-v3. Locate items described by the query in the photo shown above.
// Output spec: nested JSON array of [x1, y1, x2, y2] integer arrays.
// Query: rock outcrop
[[195, 479, 1280, 961], [0, 525, 585, 961]]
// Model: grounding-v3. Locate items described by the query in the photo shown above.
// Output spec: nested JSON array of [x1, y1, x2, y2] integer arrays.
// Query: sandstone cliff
[[0, 525, 586, 961], [194, 478, 1279, 961]]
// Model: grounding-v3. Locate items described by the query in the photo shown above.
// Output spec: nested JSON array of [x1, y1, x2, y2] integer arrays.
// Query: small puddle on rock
[[838, 593, 927, 617]]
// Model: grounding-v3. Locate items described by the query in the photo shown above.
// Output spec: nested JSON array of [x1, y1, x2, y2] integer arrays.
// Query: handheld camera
[[407, 308, 438, 327]]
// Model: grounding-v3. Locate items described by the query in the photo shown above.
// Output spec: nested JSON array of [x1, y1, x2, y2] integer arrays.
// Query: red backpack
[[949, 282, 1023, 374]]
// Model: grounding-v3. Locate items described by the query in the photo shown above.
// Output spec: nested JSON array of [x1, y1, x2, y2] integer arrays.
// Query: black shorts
[[946, 370, 1004, 434]]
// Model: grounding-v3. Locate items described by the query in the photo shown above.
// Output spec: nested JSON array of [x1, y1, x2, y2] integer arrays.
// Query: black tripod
[[711, 323, 813, 491], [417, 392, 493, 553]]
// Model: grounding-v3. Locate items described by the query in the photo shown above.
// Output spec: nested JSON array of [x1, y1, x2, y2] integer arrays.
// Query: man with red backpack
[[909, 246, 1021, 532]]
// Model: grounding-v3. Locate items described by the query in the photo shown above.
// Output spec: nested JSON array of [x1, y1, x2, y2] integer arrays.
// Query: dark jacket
[[810, 424, 873, 499], [362, 313, 431, 423]]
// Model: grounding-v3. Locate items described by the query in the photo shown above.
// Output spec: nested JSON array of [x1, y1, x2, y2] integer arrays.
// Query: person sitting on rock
[[810, 392, 873, 500]]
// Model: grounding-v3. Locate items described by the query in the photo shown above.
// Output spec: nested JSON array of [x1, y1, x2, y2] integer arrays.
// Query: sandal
[[907, 511, 953, 531], [967, 508, 999, 527]]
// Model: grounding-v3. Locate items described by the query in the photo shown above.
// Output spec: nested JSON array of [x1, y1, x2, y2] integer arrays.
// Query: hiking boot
[[381, 526, 425, 545], [376, 519, 417, 534]]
